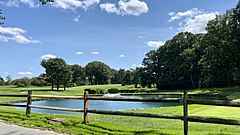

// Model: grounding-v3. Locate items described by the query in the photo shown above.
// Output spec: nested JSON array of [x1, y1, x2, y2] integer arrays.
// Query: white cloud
[[91, 51, 100, 55], [168, 8, 219, 34], [73, 15, 80, 23], [132, 64, 143, 68], [75, 51, 83, 55], [100, 0, 148, 16], [138, 35, 145, 39], [178, 12, 219, 34], [52, 0, 100, 10], [119, 54, 125, 58], [41, 54, 57, 60], [0, 27, 40, 44], [168, 8, 202, 22], [146, 41, 165, 48], [5, 0, 38, 8], [100, 3, 120, 14], [18, 72, 33, 75]]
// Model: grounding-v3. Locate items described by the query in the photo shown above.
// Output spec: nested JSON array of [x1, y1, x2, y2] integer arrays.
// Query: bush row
[[85, 88, 157, 94]]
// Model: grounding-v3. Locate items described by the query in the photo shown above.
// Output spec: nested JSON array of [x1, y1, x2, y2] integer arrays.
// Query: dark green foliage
[[85, 89, 106, 94], [41, 58, 72, 90], [122, 70, 133, 86], [108, 88, 119, 94], [12, 77, 31, 87], [119, 89, 138, 93], [5, 75, 12, 85], [70, 64, 86, 86], [40, 0, 54, 5], [85, 61, 112, 85], [0, 75, 4, 86], [141, 1, 240, 90]]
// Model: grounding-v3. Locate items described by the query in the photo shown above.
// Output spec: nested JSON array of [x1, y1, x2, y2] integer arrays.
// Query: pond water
[[16, 94, 228, 114], [16, 94, 181, 114]]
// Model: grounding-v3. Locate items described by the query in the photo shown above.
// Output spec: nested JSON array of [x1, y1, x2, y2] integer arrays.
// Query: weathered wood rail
[[0, 90, 240, 135]]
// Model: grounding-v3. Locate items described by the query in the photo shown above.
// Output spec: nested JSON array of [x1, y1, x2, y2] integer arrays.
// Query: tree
[[31, 75, 48, 86], [142, 32, 201, 90], [41, 58, 72, 90], [5, 75, 12, 85], [12, 77, 31, 87], [40, 0, 54, 5], [60, 65, 72, 90], [200, 2, 240, 87], [122, 70, 133, 86], [0, 75, 4, 86], [132, 68, 141, 88], [71, 64, 86, 86], [85, 61, 112, 85], [141, 50, 158, 88], [111, 68, 127, 84]]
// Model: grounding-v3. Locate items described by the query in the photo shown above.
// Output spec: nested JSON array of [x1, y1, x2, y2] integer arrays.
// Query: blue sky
[[0, 0, 238, 79]]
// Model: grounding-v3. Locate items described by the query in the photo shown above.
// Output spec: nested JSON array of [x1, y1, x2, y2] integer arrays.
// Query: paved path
[[0, 121, 64, 135]]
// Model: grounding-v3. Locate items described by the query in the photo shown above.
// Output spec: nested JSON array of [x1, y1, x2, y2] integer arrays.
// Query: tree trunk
[[57, 80, 59, 91], [64, 83, 66, 91], [51, 81, 54, 90]]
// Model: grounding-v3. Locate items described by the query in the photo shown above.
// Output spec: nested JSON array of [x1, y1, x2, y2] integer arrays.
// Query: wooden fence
[[1, 90, 240, 135]]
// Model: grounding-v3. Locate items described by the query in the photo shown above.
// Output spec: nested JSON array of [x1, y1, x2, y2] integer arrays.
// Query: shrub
[[96, 88, 106, 94], [108, 88, 119, 94], [12, 77, 31, 87], [119, 89, 138, 93], [85, 89, 106, 94]]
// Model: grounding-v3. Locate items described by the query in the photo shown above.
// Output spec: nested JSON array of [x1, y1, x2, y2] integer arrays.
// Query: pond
[[16, 94, 182, 114], [16, 94, 228, 114]]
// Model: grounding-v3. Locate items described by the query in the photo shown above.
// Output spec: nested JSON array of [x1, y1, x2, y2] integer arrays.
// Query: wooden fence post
[[183, 91, 188, 135], [26, 90, 32, 116], [84, 90, 89, 124]]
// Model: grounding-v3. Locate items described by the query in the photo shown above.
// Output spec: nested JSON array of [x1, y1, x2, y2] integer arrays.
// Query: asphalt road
[[0, 121, 63, 135]]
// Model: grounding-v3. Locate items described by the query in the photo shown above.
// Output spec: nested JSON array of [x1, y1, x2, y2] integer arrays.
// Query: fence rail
[[88, 97, 182, 102], [0, 90, 240, 135], [30, 105, 84, 112], [31, 95, 84, 100]]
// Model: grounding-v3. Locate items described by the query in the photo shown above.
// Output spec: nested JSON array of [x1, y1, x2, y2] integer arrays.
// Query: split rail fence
[[1, 90, 240, 135]]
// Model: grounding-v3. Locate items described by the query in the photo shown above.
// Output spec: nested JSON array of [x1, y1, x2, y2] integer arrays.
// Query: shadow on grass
[[88, 122, 168, 135], [197, 86, 240, 100]]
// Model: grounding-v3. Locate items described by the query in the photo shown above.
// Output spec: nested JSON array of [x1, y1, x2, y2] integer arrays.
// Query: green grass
[[1, 105, 240, 135], [0, 85, 240, 134]]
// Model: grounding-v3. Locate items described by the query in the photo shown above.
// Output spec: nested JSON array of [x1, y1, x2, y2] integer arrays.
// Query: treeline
[[142, 2, 240, 90]]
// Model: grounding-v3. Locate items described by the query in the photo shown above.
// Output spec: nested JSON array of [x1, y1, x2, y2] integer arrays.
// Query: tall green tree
[[85, 61, 112, 85], [200, 2, 240, 87], [132, 68, 142, 88], [71, 64, 86, 86], [122, 70, 133, 86], [0, 75, 4, 86], [60, 65, 72, 90], [41, 58, 72, 90], [5, 75, 12, 85], [141, 50, 158, 88]]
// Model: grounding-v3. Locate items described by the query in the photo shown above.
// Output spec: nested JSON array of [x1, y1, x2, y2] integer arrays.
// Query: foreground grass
[[0, 105, 240, 135]]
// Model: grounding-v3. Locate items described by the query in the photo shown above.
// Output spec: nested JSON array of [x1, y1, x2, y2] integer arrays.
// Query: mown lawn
[[0, 105, 240, 135], [0, 85, 240, 134]]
